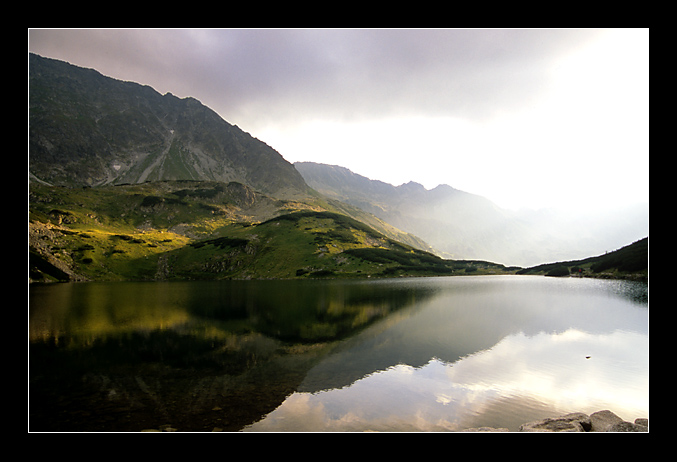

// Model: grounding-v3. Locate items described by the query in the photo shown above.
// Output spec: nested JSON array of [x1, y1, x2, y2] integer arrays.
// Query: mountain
[[29, 54, 461, 282], [28, 54, 431, 253], [516, 237, 648, 281], [295, 162, 649, 267], [28, 53, 645, 281], [295, 162, 533, 264], [29, 53, 309, 199]]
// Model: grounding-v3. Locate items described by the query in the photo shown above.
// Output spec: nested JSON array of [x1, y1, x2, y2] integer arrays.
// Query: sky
[[28, 28, 649, 211]]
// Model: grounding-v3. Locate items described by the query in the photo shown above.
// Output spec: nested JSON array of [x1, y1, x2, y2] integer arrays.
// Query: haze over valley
[[295, 162, 647, 266]]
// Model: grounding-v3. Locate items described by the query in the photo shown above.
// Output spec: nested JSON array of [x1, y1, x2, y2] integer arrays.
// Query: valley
[[28, 53, 648, 283]]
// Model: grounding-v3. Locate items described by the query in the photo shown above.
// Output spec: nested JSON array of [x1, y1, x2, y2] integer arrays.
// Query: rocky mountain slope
[[28, 54, 451, 282], [29, 53, 309, 200]]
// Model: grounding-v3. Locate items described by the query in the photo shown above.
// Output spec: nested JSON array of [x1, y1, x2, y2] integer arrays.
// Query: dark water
[[28, 276, 648, 432]]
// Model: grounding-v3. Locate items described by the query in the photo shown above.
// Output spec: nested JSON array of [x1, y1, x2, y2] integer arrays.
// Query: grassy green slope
[[164, 211, 516, 280], [28, 180, 321, 282], [29, 182, 517, 282]]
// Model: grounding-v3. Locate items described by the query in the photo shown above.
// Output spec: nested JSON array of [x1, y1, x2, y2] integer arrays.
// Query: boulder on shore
[[519, 412, 591, 432], [609, 421, 649, 432], [590, 410, 624, 431], [518, 410, 647, 432]]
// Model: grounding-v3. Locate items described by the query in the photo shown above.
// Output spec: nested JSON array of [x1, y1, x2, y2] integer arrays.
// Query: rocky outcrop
[[29, 221, 90, 282], [464, 410, 648, 432], [520, 410, 648, 432], [519, 412, 592, 432], [589, 409, 625, 431]]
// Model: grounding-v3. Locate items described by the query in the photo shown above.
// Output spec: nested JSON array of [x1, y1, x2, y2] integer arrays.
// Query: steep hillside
[[29, 53, 309, 199], [29, 182, 516, 282], [516, 237, 648, 280]]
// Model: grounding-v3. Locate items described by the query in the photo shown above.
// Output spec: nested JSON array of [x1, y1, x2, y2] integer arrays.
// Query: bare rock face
[[519, 412, 592, 432]]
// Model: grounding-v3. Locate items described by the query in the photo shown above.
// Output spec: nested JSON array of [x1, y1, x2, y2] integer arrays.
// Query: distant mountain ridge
[[29, 53, 309, 199], [296, 161, 534, 264], [295, 162, 649, 267], [295, 161, 476, 215]]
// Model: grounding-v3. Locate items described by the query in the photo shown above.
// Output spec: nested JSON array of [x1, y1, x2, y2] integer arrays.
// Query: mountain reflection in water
[[29, 276, 648, 432], [29, 278, 435, 431]]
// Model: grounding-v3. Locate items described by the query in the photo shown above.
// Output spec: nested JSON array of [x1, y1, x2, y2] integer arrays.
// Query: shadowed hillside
[[29, 53, 309, 200], [517, 237, 647, 280]]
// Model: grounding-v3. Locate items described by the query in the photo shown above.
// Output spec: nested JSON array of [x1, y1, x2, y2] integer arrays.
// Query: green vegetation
[[29, 181, 518, 282], [161, 209, 517, 280], [28, 180, 645, 284], [517, 238, 647, 281], [545, 266, 571, 277]]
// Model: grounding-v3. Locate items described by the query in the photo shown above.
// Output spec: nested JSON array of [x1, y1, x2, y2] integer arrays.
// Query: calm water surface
[[29, 275, 648, 432]]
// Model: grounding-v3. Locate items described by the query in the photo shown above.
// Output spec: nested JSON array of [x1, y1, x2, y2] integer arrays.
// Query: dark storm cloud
[[29, 28, 602, 126]]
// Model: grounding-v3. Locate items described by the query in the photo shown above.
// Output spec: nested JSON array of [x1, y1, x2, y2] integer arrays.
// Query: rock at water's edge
[[609, 421, 648, 432], [590, 410, 625, 432], [635, 418, 648, 427], [518, 410, 648, 432], [519, 412, 592, 432]]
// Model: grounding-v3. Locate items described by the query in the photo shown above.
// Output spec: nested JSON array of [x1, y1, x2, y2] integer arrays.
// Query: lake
[[28, 275, 648, 432]]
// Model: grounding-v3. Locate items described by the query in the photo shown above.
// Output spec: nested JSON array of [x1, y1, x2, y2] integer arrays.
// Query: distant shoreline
[[541, 272, 648, 282]]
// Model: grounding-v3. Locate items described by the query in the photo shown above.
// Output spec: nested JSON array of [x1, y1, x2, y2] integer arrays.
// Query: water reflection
[[29, 276, 648, 432], [245, 276, 648, 431], [294, 276, 648, 394], [246, 328, 648, 432], [29, 279, 436, 432]]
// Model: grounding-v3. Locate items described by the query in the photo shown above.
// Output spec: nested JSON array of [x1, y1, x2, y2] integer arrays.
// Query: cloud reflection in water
[[244, 327, 648, 432]]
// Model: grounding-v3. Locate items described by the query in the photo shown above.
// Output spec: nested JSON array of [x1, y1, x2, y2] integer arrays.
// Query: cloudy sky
[[28, 28, 649, 211]]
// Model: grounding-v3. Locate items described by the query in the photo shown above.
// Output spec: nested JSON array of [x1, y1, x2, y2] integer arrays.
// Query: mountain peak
[[398, 181, 426, 191], [431, 184, 457, 193], [29, 53, 309, 200]]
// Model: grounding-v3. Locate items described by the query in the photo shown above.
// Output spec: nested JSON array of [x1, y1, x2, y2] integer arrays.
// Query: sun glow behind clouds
[[265, 29, 648, 212], [29, 28, 647, 212]]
